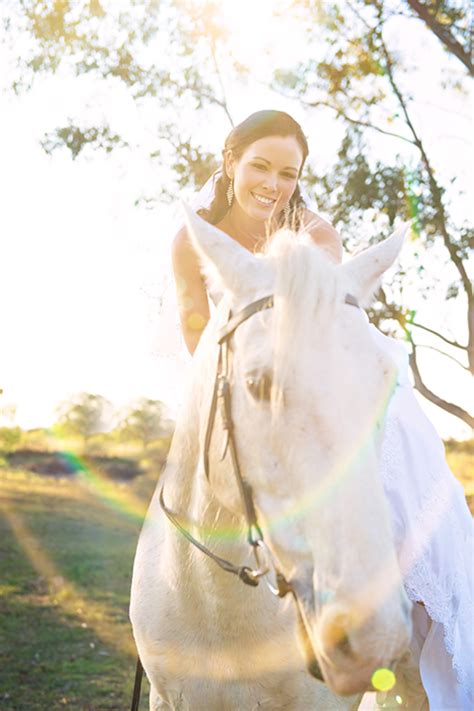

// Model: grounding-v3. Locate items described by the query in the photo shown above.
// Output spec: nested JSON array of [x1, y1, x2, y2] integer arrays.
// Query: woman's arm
[[302, 209, 343, 264], [171, 227, 210, 355]]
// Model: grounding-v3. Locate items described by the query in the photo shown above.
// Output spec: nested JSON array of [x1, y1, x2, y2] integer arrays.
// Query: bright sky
[[0, 1, 472, 439]]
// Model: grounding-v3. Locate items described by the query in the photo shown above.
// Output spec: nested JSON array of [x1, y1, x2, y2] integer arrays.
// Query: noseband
[[159, 291, 360, 682]]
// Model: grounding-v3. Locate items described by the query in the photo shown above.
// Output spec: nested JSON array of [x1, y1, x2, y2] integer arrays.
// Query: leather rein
[[131, 291, 360, 709], [159, 295, 292, 594], [157, 292, 360, 678]]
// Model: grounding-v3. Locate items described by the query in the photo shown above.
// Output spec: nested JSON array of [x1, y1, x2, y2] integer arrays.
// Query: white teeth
[[252, 192, 275, 205]]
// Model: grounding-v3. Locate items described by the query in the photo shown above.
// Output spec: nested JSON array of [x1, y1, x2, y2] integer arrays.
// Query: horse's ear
[[341, 222, 411, 306], [181, 202, 265, 296]]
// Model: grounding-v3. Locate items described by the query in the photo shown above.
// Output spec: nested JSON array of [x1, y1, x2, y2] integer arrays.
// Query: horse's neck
[[160, 324, 252, 603], [167, 455, 251, 604], [161, 321, 219, 509]]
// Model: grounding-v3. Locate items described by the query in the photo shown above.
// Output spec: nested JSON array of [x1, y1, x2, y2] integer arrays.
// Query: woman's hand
[[302, 210, 343, 264]]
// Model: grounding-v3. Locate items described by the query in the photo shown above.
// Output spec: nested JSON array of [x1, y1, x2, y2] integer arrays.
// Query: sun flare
[[201, 0, 296, 66]]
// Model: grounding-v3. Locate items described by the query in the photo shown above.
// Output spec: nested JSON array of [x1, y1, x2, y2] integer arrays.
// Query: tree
[[0, 392, 16, 426], [3, 0, 472, 428], [0, 391, 20, 450], [273, 0, 473, 427], [2, 0, 230, 190], [0, 427, 22, 452], [117, 398, 171, 449], [55, 392, 112, 445], [404, 0, 472, 74]]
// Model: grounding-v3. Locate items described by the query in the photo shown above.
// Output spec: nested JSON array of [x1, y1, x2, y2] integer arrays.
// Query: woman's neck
[[221, 204, 278, 253]]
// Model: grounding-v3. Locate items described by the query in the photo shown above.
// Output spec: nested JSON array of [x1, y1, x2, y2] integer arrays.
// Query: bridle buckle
[[254, 540, 292, 598], [248, 522, 263, 546]]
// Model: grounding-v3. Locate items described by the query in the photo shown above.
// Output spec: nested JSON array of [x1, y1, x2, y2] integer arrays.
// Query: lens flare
[[45, 444, 148, 525], [371, 667, 396, 691]]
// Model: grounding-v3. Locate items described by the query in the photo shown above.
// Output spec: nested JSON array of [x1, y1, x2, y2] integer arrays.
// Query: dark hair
[[199, 110, 309, 228]]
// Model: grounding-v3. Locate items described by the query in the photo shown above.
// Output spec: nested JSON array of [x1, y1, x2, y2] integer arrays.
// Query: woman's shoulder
[[172, 224, 189, 249], [171, 224, 201, 275], [172, 208, 213, 255]]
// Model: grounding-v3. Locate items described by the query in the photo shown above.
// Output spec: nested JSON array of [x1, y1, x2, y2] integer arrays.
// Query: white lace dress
[[373, 326, 473, 709]]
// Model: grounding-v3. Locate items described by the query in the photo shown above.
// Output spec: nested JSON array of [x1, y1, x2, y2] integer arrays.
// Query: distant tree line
[[0, 391, 173, 453], [55, 392, 173, 448]]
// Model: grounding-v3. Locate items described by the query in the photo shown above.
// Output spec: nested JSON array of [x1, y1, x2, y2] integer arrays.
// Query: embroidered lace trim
[[380, 398, 473, 698]]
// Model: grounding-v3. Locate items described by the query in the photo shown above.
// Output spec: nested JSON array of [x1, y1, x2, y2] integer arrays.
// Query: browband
[[217, 293, 358, 344]]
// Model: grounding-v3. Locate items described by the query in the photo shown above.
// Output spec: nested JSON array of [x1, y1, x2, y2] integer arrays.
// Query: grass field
[[0, 467, 155, 710], [0, 443, 472, 710]]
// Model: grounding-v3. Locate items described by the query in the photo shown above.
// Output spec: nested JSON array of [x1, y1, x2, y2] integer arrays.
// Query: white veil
[[189, 168, 223, 213]]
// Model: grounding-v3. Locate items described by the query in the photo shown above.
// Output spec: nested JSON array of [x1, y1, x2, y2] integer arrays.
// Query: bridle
[[160, 295, 290, 593], [162, 291, 360, 587], [131, 290, 360, 710], [160, 291, 361, 657]]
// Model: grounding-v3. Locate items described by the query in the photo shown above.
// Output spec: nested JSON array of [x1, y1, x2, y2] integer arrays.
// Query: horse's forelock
[[267, 230, 344, 414]]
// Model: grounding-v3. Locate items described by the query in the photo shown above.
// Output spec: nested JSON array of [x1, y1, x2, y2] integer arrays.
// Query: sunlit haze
[[0, 2, 472, 439]]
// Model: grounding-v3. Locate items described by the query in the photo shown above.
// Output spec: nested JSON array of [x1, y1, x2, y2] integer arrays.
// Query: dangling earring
[[226, 180, 234, 207], [283, 203, 291, 221]]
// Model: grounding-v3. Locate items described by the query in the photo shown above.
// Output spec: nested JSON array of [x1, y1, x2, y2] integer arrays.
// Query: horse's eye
[[246, 372, 272, 401]]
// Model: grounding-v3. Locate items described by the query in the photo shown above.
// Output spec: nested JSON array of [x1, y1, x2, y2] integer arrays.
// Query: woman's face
[[227, 135, 303, 222]]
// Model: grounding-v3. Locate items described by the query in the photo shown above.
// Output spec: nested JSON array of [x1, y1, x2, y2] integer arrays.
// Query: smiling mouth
[[251, 192, 276, 206]]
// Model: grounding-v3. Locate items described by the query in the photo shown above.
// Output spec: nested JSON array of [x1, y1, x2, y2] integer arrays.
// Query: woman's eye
[[246, 373, 272, 401], [252, 163, 266, 170]]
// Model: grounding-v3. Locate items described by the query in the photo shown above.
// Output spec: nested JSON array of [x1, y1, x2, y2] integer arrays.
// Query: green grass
[[0, 468, 155, 710], [0, 443, 471, 709], [445, 440, 474, 510]]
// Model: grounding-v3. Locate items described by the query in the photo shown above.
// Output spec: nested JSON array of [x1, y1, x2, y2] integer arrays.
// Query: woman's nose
[[262, 173, 278, 191]]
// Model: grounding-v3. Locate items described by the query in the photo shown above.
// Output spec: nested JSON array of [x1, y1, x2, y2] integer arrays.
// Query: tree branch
[[345, 0, 374, 31], [405, 0, 473, 75], [209, 38, 235, 128], [399, 325, 474, 427], [416, 344, 470, 371], [378, 27, 474, 373], [379, 32, 471, 294], [409, 320, 467, 350], [377, 290, 472, 425], [408, 338, 474, 428], [303, 99, 417, 145]]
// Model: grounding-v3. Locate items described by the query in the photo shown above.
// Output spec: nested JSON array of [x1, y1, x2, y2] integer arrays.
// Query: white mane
[[267, 229, 344, 408]]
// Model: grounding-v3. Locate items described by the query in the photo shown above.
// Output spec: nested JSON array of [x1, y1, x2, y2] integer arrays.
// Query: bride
[[171, 109, 473, 708]]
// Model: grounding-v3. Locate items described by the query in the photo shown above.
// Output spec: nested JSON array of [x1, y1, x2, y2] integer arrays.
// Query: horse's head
[[183, 204, 412, 696]]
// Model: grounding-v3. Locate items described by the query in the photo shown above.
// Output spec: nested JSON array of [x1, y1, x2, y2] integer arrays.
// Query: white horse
[[130, 207, 419, 710]]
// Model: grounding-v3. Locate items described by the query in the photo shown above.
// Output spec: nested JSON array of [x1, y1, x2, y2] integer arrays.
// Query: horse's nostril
[[320, 608, 356, 659], [336, 633, 355, 659]]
